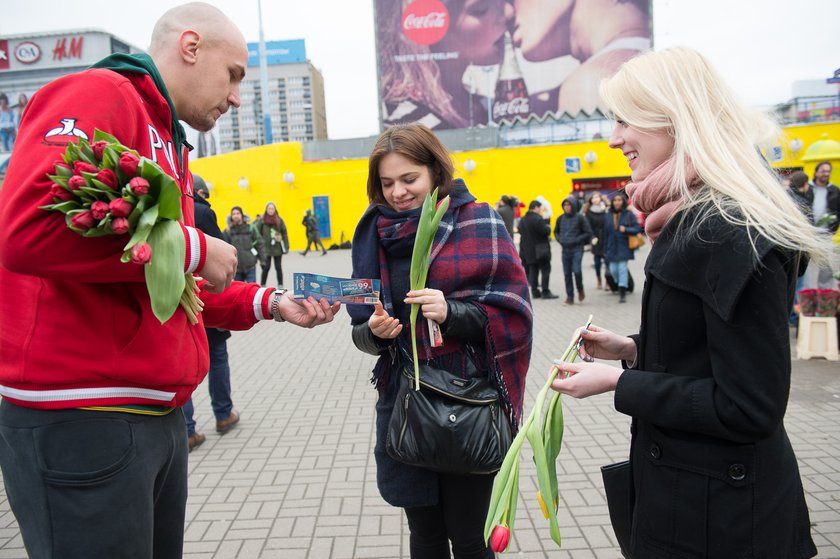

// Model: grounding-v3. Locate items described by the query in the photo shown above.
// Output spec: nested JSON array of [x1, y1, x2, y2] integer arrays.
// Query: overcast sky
[[2, 0, 838, 139]]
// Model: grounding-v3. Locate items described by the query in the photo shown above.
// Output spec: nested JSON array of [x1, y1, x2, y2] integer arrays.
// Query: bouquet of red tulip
[[40, 129, 202, 324]]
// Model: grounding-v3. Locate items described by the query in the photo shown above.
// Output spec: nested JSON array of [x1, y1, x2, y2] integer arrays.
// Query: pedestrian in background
[[225, 205, 264, 282], [184, 175, 240, 451], [257, 201, 289, 286], [301, 209, 328, 256], [554, 195, 593, 304], [0, 94, 15, 152], [519, 199, 559, 299], [583, 191, 608, 290], [551, 46, 825, 559], [602, 192, 639, 303]]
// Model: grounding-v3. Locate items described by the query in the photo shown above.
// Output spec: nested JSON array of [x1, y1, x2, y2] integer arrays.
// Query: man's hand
[[277, 293, 341, 328], [201, 236, 237, 293]]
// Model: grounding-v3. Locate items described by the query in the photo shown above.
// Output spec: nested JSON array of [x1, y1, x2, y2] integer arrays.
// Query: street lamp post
[[258, 0, 273, 145]]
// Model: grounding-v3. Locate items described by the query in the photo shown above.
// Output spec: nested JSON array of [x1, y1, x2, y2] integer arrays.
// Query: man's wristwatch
[[270, 289, 288, 322]]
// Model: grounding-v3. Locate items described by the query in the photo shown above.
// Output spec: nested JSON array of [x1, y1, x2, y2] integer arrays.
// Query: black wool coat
[[518, 211, 551, 265], [615, 207, 816, 559]]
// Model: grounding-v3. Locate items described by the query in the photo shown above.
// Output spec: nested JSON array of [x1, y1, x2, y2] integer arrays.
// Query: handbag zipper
[[404, 371, 498, 405], [490, 404, 501, 451], [398, 392, 410, 449]]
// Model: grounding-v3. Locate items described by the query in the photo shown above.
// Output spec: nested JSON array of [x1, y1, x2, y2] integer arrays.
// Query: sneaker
[[532, 290, 542, 299], [578, 289, 586, 302], [216, 410, 241, 434], [542, 291, 559, 300], [188, 432, 206, 452]]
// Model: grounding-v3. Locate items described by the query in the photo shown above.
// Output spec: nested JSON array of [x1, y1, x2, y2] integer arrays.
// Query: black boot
[[619, 287, 626, 303]]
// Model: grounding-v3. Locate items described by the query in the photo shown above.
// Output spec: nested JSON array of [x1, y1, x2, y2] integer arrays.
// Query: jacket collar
[[645, 205, 782, 321], [90, 52, 192, 168]]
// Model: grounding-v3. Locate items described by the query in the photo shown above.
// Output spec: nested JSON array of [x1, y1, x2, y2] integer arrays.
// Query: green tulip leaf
[[124, 204, 159, 251], [145, 220, 186, 324]]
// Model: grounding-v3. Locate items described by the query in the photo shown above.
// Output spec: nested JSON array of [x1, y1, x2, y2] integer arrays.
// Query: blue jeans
[[235, 268, 256, 283], [0, 402, 188, 558], [0, 128, 14, 152], [609, 260, 629, 289], [561, 249, 584, 298], [182, 337, 233, 436]]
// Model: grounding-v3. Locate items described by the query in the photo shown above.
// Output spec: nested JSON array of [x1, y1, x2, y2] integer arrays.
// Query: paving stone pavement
[[1, 243, 839, 559]]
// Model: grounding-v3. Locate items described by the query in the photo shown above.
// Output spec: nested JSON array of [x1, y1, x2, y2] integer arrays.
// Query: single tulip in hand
[[484, 315, 593, 553], [407, 188, 450, 390]]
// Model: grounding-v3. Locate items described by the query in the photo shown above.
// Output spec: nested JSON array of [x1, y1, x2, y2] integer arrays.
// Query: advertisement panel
[[0, 33, 117, 73], [247, 40, 306, 67], [374, 0, 651, 130]]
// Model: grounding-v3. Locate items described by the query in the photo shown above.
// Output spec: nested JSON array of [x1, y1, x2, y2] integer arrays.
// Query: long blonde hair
[[600, 47, 832, 265]]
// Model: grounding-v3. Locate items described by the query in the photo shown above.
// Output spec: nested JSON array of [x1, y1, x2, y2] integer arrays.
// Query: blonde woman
[[552, 47, 828, 558]]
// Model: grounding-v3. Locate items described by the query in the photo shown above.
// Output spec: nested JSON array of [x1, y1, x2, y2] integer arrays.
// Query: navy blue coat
[[603, 208, 640, 262]]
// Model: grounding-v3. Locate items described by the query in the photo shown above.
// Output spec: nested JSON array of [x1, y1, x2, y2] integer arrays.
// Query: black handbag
[[386, 365, 512, 475], [601, 460, 633, 558]]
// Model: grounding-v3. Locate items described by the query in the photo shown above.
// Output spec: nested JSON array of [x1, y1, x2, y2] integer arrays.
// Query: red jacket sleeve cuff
[[182, 225, 206, 273], [256, 287, 273, 321]]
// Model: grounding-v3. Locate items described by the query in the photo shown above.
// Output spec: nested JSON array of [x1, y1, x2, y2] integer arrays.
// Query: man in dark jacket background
[[518, 200, 558, 299], [554, 196, 593, 304], [185, 176, 240, 451]]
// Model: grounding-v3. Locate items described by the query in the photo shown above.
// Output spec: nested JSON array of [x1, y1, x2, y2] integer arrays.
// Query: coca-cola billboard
[[375, 0, 652, 131]]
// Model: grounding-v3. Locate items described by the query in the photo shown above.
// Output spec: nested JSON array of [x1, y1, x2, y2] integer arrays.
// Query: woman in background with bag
[[602, 192, 640, 303], [257, 201, 289, 287], [551, 47, 825, 559], [348, 123, 532, 559]]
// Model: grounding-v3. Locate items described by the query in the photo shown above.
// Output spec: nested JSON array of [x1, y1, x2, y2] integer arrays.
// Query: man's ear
[[178, 30, 201, 64]]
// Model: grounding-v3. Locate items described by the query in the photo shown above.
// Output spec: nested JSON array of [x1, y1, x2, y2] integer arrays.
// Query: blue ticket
[[292, 273, 381, 304]]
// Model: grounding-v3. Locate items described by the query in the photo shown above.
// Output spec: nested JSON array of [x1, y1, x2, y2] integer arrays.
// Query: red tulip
[[90, 200, 110, 220], [109, 198, 134, 217], [73, 160, 98, 175], [119, 152, 141, 176], [128, 176, 150, 196], [49, 183, 75, 202], [130, 242, 152, 265], [111, 217, 130, 235], [489, 524, 510, 553], [70, 211, 96, 231], [67, 175, 87, 191], [96, 168, 118, 189], [91, 140, 109, 161]]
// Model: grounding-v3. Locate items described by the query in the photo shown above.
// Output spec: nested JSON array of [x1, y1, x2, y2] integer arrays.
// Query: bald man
[[0, 3, 339, 557]]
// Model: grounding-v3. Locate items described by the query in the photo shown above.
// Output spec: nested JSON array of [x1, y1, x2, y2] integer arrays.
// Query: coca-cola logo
[[493, 97, 531, 121], [402, 0, 449, 46]]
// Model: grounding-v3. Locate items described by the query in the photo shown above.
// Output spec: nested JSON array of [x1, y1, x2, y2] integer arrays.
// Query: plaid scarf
[[350, 180, 533, 427]]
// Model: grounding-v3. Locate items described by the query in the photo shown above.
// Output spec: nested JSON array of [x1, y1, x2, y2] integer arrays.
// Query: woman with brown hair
[[349, 123, 532, 558]]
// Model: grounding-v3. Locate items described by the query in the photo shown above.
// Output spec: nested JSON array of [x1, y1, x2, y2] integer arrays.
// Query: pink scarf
[[625, 158, 698, 243]]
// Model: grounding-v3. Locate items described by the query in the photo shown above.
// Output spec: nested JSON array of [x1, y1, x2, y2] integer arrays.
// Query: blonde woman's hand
[[368, 302, 403, 339], [550, 361, 624, 398], [576, 324, 637, 364], [404, 289, 448, 324]]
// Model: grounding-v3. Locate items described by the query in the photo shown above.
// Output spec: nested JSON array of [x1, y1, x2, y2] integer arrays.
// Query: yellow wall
[[191, 121, 840, 251]]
